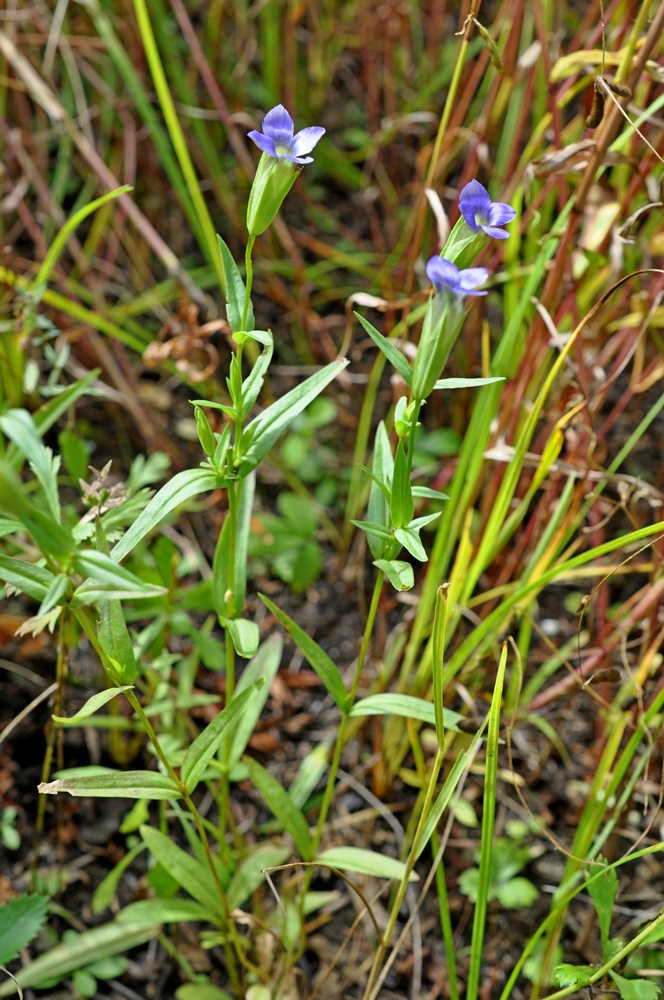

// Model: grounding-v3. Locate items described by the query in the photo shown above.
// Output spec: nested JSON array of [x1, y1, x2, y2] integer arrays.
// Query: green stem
[[241, 235, 255, 332], [405, 398, 423, 478]]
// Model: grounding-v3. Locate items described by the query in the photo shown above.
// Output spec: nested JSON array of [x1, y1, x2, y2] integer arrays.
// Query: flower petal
[[426, 256, 460, 292], [458, 267, 489, 291], [488, 202, 516, 227], [292, 126, 326, 158], [262, 104, 295, 140], [480, 224, 510, 240], [248, 130, 277, 157], [459, 179, 491, 214]]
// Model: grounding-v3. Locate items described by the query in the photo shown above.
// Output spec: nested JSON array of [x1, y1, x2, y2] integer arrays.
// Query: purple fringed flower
[[426, 257, 488, 298], [458, 179, 516, 240], [248, 104, 325, 165]]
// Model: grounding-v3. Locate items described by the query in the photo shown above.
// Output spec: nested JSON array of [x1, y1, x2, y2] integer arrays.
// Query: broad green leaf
[[289, 741, 330, 809], [217, 235, 254, 332], [389, 441, 413, 530], [349, 694, 462, 730], [366, 421, 394, 559], [240, 334, 274, 417], [237, 360, 348, 476], [495, 877, 539, 909], [373, 559, 414, 591], [0, 554, 54, 601], [0, 462, 73, 558], [226, 843, 291, 910], [212, 471, 255, 619], [0, 895, 48, 966], [554, 964, 594, 988], [259, 594, 347, 710], [38, 572, 69, 615], [394, 526, 427, 561], [433, 377, 505, 389], [176, 984, 233, 1000], [609, 972, 661, 1000], [39, 771, 180, 800], [140, 826, 223, 916], [355, 312, 413, 386], [226, 634, 283, 772], [0, 410, 62, 521], [0, 920, 159, 996], [222, 617, 259, 659], [92, 842, 146, 914], [118, 899, 217, 924], [317, 847, 419, 882], [588, 861, 618, 953], [73, 550, 166, 595], [181, 681, 263, 793], [244, 756, 313, 860], [110, 468, 225, 562], [52, 686, 133, 726]]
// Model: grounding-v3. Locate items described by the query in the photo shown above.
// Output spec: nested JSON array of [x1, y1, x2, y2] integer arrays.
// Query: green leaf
[[37, 572, 69, 615], [226, 634, 283, 772], [117, 899, 217, 924], [58, 428, 89, 483], [554, 964, 594, 988], [217, 235, 254, 332], [317, 847, 419, 882], [92, 842, 146, 914], [258, 594, 347, 710], [30, 370, 99, 438], [433, 376, 505, 389], [176, 984, 233, 1000], [237, 360, 349, 476], [0, 462, 74, 559], [609, 972, 661, 1000], [73, 550, 167, 596], [222, 617, 259, 658], [140, 826, 224, 917], [39, 771, 181, 800], [0, 410, 62, 521], [226, 843, 290, 910], [289, 741, 330, 809], [411, 486, 450, 501], [390, 441, 414, 530], [394, 526, 427, 561], [0, 920, 159, 996], [0, 554, 54, 601], [0, 895, 49, 966], [588, 861, 618, 953], [373, 559, 414, 591], [110, 469, 225, 562], [181, 682, 263, 793], [351, 520, 394, 544], [366, 421, 394, 560], [495, 877, 539, 909], [52, 686, 133, 726], [244, 756, 313, 860], [240, 334, 274, 417], [355, 312, 413, 386], [97, 598, 136, 684], [349, 693, 462, 730], [214, 474, 255, 620]]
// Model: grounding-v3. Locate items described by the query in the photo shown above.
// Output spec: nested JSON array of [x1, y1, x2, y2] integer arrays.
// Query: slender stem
[[310, 570, 385, 858], [405, 398, 423, 478], [241, 235, 255, 332]]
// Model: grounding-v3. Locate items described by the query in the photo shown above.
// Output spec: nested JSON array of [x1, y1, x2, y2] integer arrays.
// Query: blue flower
[[248, 104, 325, 165], [458, 179, 516, 240], [426, 257, 488, 298]]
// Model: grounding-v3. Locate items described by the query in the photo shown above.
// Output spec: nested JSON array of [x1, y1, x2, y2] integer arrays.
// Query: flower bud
[[194, 405, 216, 457], [246, 154, 299, 237]]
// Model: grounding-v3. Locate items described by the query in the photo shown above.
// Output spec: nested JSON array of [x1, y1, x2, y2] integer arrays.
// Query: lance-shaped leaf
[[221, 617, 259, 659], [355, 312, 413, 386], [0, 554, 54, 601], [72, 550, 167, 605], [217, 235, 254, 333], [110, 468, 225, 562], [226, 634, 283, 772], [366, 421, 394, 560], [394, 526, 427, 561], [317, 847, 419, 882], [38, 572, 69, 615], [237, 360, 348, 476], [349, 693, 462, 730], [373, 559, 414, 591], [117, 898, 218, 925], [433, 376, 505, 389], [240, 332, 274, 417], [259, 594, 347, 711], [0, 409, 61, 521], [180, 681, 263, 793], [244, 756, 313, 860], [213, 472, 255, 619], [0, 462, 73, 559], [140, 826, 223, 917], [0, 920, 160, 997], [226, 843, 291, 910], [39, 770, 181, 800], [52, 686, 133, 726]]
